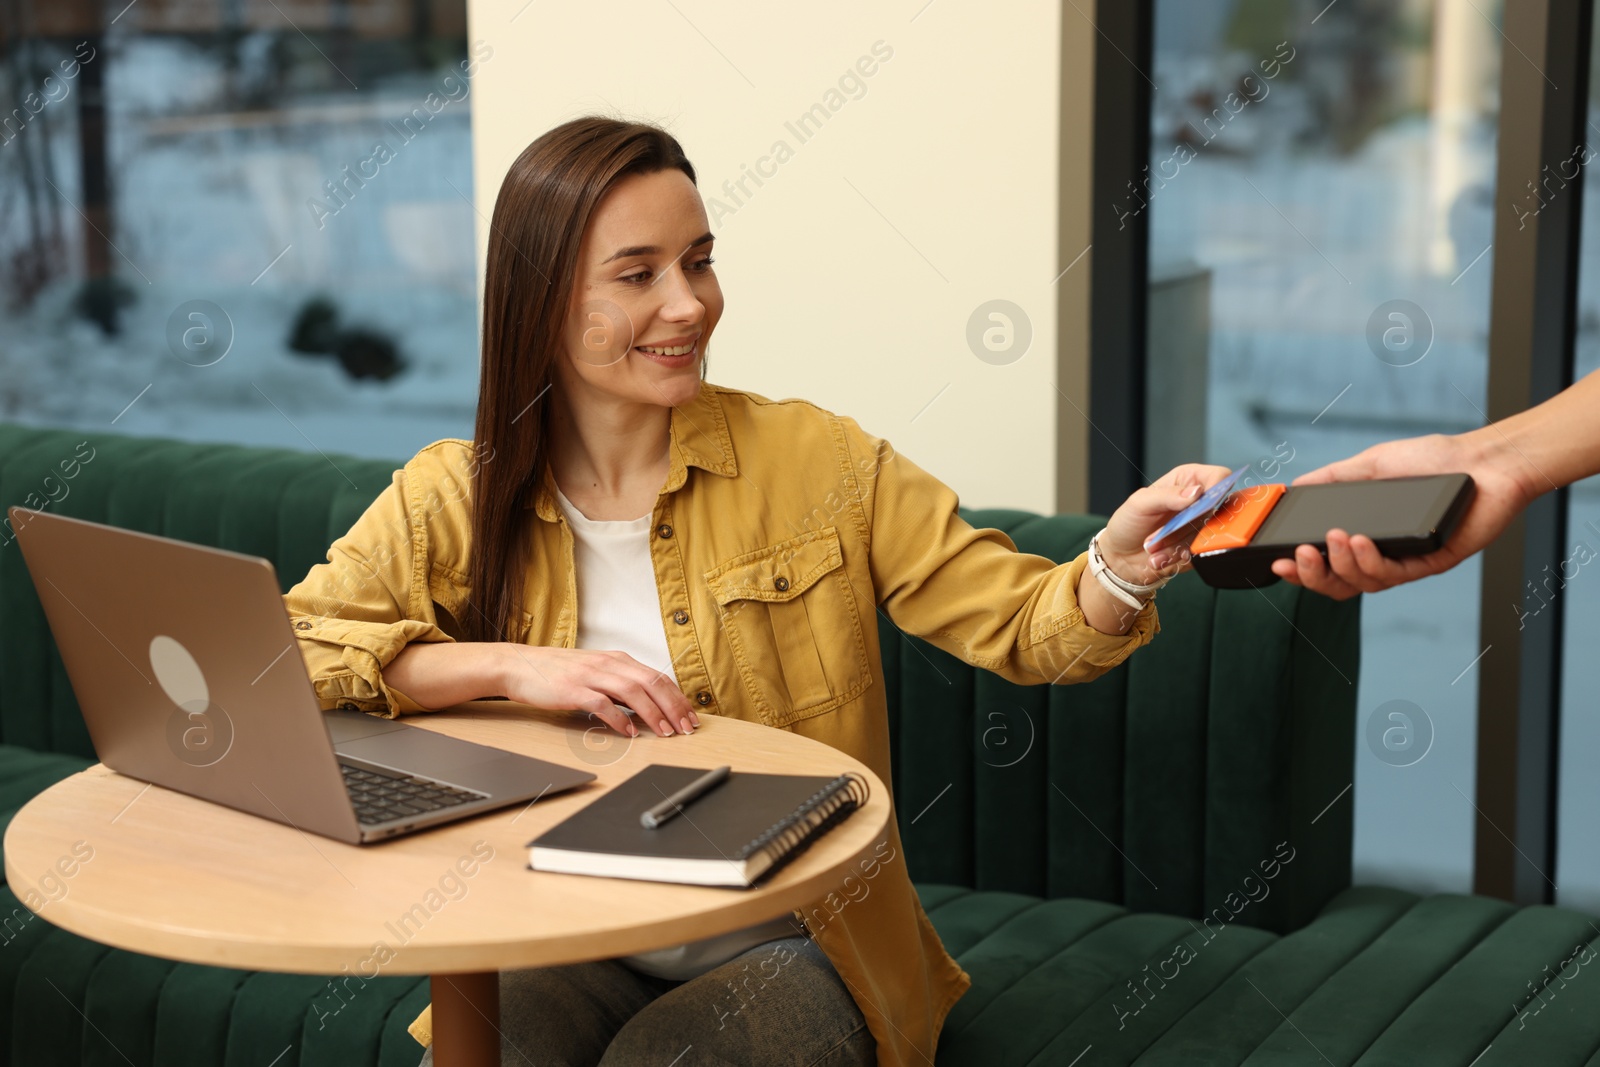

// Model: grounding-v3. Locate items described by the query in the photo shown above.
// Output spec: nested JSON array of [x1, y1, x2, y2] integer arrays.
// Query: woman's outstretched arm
[[841, 412, 1231, 684]]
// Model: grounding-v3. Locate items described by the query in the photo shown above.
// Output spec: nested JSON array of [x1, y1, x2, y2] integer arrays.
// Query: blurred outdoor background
[[0, 0, 480, 455], [1145, 0, 1598, 911]]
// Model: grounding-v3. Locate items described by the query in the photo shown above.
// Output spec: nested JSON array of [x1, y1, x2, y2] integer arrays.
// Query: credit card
[[1143, 464, 1251, 552]]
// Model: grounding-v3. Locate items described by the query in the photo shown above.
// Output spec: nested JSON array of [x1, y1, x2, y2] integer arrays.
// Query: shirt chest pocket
[[705, 526, 872, 727], [426, 563, 470, 641]]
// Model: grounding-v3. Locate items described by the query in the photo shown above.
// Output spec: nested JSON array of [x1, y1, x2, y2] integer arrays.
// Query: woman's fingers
[[617, 675, 700, 735], [648, 670, 700, 731], [1109, 465, 1236, 557], [1170, 482, 1204, 509], [606, 678, 673, 736], [1157, 463, 1235, 490], [1141, 465, 1238, 559], [1150, 542, 1192, 571], [608, 654, 699, 733], [578, 693, 638, 737]]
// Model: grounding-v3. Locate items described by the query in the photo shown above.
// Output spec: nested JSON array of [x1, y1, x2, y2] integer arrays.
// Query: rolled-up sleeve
[[839, 416, 1159, 685], [282, 464, 456, 718]]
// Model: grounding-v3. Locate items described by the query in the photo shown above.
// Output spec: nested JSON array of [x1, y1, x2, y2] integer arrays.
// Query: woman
[[284, 116, 1231, 1067]]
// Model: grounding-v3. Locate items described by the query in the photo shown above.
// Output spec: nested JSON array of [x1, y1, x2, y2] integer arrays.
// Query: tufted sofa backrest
[[884, 507, 1360, 934], [0, 424, 1359, 935], [0, 425, 400, 760]]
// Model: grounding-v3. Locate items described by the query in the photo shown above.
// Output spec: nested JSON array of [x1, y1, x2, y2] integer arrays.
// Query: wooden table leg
[[430, 971, 500, 1067]]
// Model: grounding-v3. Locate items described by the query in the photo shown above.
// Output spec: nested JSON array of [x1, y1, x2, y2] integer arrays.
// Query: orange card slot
[[1190, 483, 1287, 554]]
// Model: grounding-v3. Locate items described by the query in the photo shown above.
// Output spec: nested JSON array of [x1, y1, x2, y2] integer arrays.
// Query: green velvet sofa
[[3, 420, 1600, 1066]]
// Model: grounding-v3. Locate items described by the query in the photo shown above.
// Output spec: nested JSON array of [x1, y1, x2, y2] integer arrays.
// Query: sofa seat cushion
[[0, 745, 94, 887], [919, 883, 1600, 1066], [5, 868, 1595, 1066]]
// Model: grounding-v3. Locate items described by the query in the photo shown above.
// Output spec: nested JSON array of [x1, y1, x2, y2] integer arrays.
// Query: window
[[1, 0, 481, 462], [1554, 8, 1600, 914], [1148, 0, 1504, 892]]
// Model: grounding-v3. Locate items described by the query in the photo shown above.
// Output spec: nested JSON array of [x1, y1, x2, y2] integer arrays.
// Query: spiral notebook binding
[[734, 770, 870, 864]]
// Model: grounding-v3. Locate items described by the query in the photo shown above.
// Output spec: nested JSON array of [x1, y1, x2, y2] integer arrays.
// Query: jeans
[[415, 935, 874, 1067]]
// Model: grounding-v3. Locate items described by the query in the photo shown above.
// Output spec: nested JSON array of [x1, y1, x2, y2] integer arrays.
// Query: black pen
[[642, 765, 731, 829]]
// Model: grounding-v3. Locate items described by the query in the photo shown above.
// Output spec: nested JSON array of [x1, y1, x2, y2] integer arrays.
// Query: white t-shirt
[[554, 482, 677, 676], [552, 483, 802, 980]]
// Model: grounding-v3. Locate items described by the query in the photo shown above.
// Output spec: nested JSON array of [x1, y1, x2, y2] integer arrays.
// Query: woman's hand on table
[[386, 643, 698, 736], [497, 645, 700, 737]]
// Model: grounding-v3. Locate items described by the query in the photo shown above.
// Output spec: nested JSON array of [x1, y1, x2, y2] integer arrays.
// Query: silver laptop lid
[[10, 506, 362, 842]]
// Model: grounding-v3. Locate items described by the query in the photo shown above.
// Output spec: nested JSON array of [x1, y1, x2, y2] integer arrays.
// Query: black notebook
[[526, 764, 869, 888]]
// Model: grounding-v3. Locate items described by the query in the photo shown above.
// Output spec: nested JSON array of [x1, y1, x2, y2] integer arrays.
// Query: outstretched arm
[[1271, 368, 1600, 600], [843, 411, 1233, 685]]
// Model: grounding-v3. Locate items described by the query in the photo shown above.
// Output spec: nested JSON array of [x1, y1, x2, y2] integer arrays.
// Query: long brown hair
[[464, 117, 698, 643]]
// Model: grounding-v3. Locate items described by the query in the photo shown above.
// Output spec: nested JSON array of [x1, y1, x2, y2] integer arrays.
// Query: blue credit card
[[1143, 464, 1252, 552]]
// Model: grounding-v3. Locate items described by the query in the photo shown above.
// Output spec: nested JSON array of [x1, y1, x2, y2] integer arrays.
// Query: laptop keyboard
[[340, 761, 488, 826]]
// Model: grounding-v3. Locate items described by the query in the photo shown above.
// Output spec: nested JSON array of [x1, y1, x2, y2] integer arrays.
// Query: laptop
[[8, 506, 596, 844]]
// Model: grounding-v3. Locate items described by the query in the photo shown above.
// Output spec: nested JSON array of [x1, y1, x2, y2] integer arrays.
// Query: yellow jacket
[[282, 382, 1160, 1066]]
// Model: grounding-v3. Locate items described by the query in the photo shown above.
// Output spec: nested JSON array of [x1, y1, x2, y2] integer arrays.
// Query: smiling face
[[555, 168, 723, 411]]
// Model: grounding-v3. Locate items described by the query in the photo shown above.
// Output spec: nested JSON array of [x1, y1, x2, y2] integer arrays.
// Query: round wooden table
[[2, 701, 890, 1067]]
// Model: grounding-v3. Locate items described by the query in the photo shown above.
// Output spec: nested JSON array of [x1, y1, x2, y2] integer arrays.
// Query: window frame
[[1085, 0, 1588, 904]]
